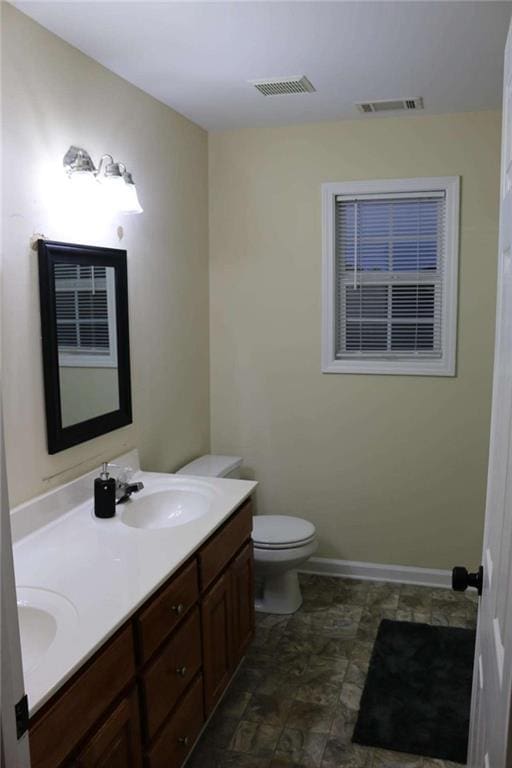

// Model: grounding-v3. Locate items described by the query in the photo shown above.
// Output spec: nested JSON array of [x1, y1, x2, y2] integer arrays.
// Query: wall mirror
[[38, 240, 132, 453]]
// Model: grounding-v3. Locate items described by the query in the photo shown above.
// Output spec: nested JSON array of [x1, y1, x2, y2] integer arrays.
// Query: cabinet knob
[[176, 665, 187, 677], [178, 736, 190, 746], [171, 603, 184, 614]]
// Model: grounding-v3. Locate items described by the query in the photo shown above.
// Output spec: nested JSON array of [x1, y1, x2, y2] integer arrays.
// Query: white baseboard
[[299, 556, 452, 589]]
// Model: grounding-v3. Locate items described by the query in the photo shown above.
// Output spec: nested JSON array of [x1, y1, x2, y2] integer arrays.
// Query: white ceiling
[[13, 1, 512, 131]]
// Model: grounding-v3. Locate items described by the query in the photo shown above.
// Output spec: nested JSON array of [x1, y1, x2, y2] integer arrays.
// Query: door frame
[[1, 396, 31, 766]]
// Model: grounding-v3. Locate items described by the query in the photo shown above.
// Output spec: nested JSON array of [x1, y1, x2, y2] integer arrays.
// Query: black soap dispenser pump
[[94, 463, 116, 519]]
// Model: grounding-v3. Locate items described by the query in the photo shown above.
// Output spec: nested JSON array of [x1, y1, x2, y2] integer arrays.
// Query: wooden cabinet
[[75, 692, 142, 768], [141, 607, 202, 740], [198, 499, 252, 591], [202, 540, 255, 716], [231, 542, 255, 665], [29, 625, 135, 768], [201, 571, 234, 714], [135, 560, 199, 663], [146, 676, 204, 768], [29, 498, 254, 768]]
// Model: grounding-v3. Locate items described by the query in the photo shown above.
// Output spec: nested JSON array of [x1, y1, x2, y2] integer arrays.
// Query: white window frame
[[321, 176, 460, 376]]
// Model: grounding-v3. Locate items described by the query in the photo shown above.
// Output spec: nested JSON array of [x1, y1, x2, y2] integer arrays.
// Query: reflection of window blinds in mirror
[[54, 264, 111, 355], [335, 192, 445, 359]]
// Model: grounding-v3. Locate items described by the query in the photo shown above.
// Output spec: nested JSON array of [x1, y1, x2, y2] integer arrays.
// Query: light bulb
[[67, 171, 98, 211], [68, 171, 96, 189], [99, 174, 126, 213]]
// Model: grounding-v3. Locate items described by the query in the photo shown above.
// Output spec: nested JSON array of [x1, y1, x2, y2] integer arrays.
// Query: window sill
[[321, 358, 456, 377]]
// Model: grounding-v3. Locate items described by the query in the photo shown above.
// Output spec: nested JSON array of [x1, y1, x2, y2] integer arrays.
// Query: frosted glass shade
[[120, 182, 143, 215], [99, 175, 143, 215]]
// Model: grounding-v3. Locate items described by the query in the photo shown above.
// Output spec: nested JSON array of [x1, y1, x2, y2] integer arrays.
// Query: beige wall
[[209, 111, 501, 569], [2, 5, 210, 505]]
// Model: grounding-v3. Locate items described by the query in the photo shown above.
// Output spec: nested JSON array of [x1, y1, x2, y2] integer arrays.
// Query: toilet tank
[[176, 454, 243, 479]]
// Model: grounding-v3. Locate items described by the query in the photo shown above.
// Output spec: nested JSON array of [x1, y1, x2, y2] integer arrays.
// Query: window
[[321, 177, 459, 376], [54, 263, 118, 368]]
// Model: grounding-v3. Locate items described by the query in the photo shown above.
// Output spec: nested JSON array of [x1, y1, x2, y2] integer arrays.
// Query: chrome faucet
[[107, 464, 144, 505]]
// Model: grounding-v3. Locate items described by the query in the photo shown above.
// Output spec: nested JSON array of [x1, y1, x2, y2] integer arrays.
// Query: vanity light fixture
[[63, 145, 97, 192], [63, 145, 143, 214]]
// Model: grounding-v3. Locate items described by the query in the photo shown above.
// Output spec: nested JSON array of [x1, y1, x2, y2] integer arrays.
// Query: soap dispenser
[[94, 463, 116, 519]]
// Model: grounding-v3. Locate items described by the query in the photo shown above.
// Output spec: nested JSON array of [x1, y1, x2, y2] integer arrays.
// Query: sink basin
[[17, 587, 78, 675], [18, 605, 57, 674], [120, 487, 213, 530]]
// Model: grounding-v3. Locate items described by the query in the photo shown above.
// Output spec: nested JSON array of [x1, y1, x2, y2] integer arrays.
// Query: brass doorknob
[[178, 736, 189, 746], [171, 603, 184, 614], [176, 665, 187, 677]]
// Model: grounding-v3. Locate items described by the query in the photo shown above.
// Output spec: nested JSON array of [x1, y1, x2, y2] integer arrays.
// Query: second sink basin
[[120, 485, 214, 530], [18, 605, 56, 674], [17, 587, 78, 676]]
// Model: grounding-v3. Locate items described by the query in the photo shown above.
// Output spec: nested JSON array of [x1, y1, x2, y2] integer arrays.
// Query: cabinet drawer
[[198, 499, 252, 591], [141, 607, 202, 741], [29, 625, 135, 768], [136, 559, 199, 663], [146, 675, 204, 768], [75, 690, 142, 768]]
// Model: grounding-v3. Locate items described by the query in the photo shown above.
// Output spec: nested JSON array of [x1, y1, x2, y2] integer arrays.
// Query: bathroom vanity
[[12, 451, 256, 768]]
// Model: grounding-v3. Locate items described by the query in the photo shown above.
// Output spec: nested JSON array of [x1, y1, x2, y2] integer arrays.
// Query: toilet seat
[[253, 515, 316, 550]]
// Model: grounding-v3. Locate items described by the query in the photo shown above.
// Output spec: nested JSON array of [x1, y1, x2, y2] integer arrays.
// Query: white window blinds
[[335, 192, 445, 360], [54, 264, 117, 366]]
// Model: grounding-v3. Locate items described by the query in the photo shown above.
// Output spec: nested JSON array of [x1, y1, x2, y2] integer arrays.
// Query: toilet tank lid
[[176, 454, 243, 478], [253, 515, 316, 546]]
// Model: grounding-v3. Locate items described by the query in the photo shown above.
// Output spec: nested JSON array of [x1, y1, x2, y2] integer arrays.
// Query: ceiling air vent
[[250, 75, 316, 96], [357, 97, 424, 114]]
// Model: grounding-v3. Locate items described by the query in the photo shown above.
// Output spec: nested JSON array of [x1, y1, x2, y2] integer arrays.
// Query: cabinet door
[[201, 571, 233, 715], [231, 542, 255, 665], [75, 691, 142, 768], [146, 676, 204, 768]]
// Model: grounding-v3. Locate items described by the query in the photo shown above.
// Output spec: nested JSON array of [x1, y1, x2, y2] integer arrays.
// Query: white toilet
[[252, 514, 318, 614], [177, 454, 318, 615], [176, 454, 244, 479]]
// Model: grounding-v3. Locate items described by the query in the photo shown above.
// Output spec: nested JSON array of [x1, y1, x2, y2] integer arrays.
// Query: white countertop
[[12, 451, 257, 716]]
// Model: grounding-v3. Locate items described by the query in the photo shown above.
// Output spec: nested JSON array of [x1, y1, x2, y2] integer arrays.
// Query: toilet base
[[254, 569, 303, 614]]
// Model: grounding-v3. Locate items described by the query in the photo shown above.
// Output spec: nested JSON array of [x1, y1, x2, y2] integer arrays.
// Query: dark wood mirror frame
[[38, 239, 133, 454]]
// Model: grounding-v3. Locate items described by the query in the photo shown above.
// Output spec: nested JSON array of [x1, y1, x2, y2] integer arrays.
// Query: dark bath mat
[[352, 619, 475, 763]]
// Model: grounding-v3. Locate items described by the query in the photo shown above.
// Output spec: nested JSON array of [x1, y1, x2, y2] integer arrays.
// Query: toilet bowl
[[253, 515, 318, 614], [177, 456, 318, 614]]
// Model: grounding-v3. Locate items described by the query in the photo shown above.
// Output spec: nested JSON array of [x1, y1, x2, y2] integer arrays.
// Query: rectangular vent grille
[[357, 97, 424, 114], [250, 76, 316, 96]]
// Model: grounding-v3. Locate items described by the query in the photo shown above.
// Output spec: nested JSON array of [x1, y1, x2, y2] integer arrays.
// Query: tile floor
[[188, 575, 478, 768]]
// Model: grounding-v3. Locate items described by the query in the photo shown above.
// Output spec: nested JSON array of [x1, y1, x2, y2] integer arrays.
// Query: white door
[[1, 396, 31, 768], [467, 16, 512, 768]]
